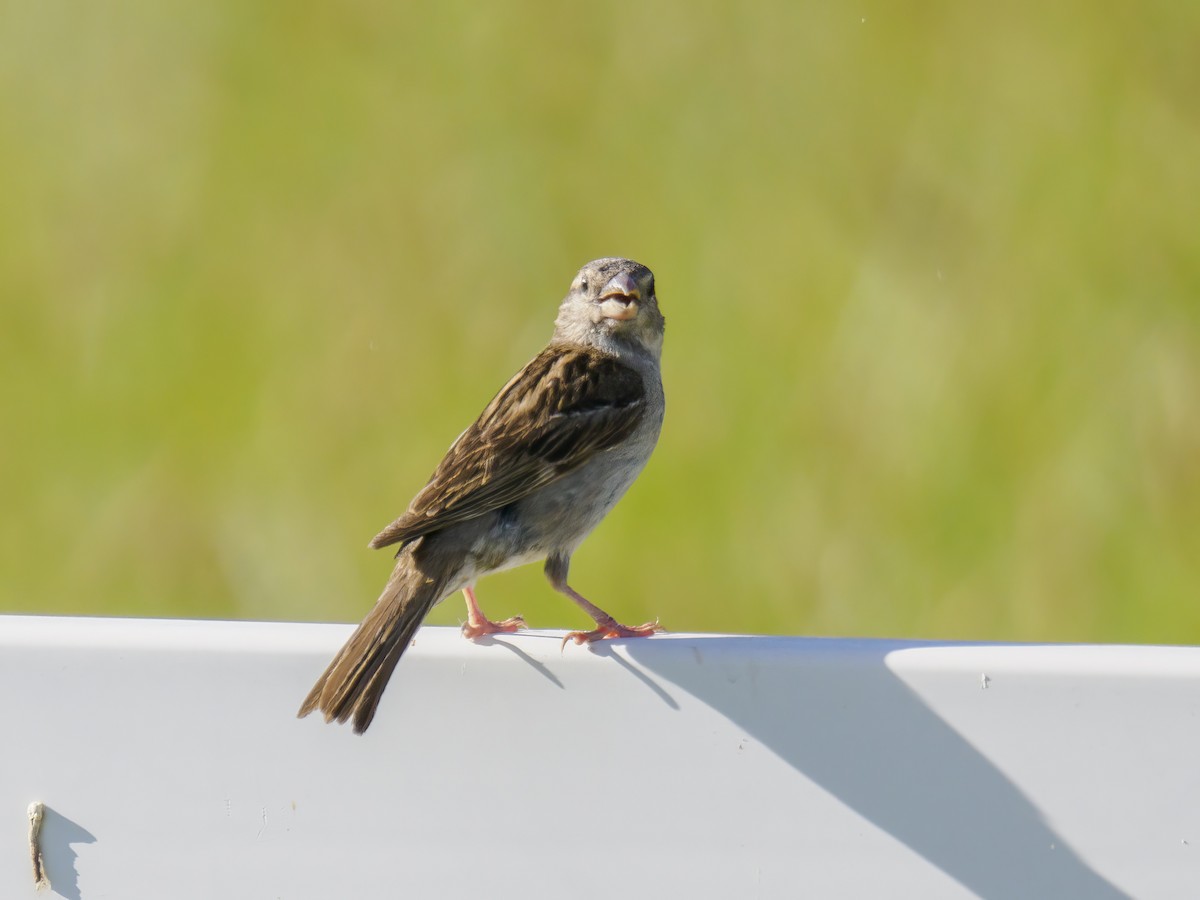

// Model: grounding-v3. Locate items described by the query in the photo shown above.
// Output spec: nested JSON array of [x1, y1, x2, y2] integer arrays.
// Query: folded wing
[[369, 346, 645, 551]]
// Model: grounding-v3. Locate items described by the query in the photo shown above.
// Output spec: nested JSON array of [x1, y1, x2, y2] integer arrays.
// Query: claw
[[462, 615, 527, 641], [460, 585, 527, 641], [561, 619, 663, 650]]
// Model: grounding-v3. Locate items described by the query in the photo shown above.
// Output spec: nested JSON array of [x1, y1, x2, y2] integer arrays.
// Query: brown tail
[[298, 560, 445, 734]]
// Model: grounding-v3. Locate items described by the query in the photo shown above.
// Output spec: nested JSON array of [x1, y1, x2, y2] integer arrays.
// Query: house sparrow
[[298, 257, 666, 733]]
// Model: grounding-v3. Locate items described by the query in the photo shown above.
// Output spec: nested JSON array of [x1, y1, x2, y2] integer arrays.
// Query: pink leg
[[460, 585, 527, 640], [544, 555, 663, 649], [559, 582, 663, 648]]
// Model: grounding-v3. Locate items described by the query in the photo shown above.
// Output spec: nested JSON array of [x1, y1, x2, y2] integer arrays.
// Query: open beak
[[598, 272, 641, 321]]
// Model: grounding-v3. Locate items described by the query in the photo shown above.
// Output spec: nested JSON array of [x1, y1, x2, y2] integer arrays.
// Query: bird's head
[[553, 258, 665, 359]]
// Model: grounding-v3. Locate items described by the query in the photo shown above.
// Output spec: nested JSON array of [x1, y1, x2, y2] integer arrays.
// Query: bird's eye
[[580, 278, 589, 291]]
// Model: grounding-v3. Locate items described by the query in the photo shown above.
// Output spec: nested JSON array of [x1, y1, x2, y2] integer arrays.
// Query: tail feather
[[298, 564, 444, 734]]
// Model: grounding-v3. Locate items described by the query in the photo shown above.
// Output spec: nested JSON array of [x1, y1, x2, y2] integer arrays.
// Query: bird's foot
[[462, 614, 527, 641], [461, 584, 527, 640], [561, 618, 663, 649]]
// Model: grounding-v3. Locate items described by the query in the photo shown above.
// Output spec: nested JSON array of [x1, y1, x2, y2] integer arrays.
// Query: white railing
[[3, 615, 1196, 899]]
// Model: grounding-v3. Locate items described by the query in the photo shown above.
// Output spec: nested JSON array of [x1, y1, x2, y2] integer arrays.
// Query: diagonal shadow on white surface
[[618, 636, 1133, 900]]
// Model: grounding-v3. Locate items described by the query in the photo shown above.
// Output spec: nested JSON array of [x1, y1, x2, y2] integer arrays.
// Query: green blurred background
[[2, 2, 1197, 643]]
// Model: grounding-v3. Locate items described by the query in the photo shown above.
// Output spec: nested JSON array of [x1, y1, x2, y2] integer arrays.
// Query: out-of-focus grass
[[2, 2, 1197, 643]]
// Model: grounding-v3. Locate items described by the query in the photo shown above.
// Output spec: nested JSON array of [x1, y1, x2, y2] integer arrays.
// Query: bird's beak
[[598, 272, 641, 321]]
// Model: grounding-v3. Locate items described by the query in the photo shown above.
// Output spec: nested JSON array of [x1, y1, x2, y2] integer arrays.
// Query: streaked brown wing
[[369, 345, 645, 550]]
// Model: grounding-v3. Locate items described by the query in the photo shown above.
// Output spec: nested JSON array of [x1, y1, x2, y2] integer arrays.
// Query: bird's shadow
[[472, 634, 565, 689], [37, 806, 96, 900], [478, 633, 680, 709], [619, 635, 1131, 900], [579, 641, 680, 710]]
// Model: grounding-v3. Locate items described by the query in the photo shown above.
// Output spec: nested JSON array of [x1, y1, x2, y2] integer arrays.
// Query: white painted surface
[[2, 615, 1197, 899]]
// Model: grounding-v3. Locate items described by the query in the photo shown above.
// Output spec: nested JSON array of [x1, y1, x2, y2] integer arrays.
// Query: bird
[[298, 257, 666, 733]]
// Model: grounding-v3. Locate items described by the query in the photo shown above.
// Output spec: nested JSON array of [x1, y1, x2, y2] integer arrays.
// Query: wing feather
[[369, 346, 645, 550]]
